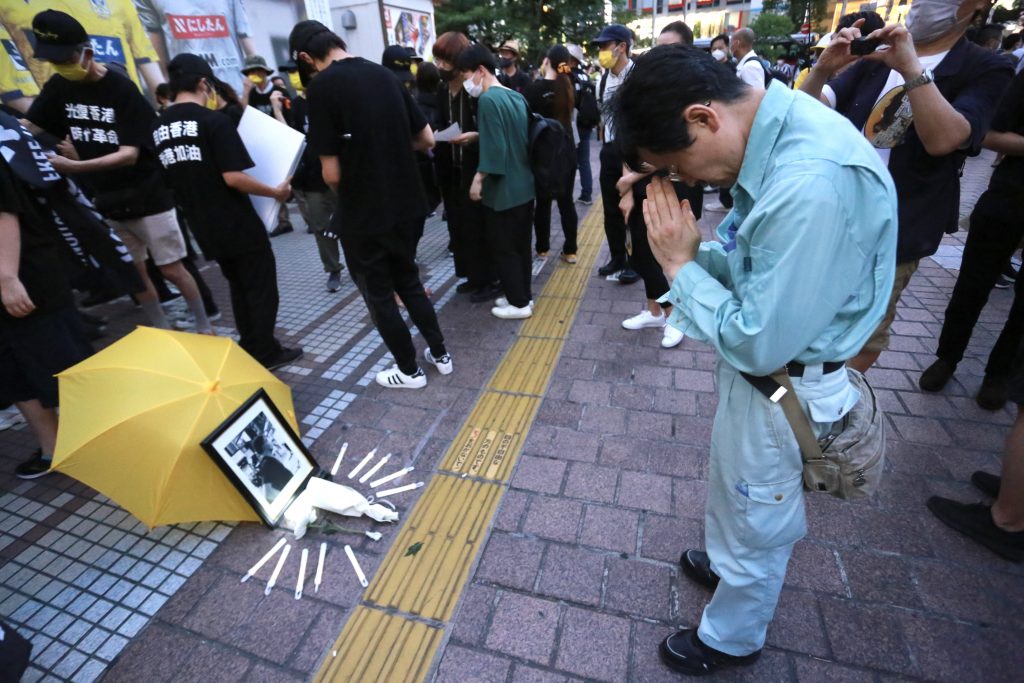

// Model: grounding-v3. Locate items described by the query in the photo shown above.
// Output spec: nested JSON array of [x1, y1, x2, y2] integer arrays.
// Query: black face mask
[[499, 57, 515, 69], [296, 57, 317, 88], [438, 67, 455, 82]]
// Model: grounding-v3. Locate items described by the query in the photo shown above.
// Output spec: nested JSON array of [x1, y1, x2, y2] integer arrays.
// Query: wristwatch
[[903, 68, 935, 93]]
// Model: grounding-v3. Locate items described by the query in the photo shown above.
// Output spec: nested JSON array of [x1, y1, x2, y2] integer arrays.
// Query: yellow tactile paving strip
[[315, 206, 604, 683]]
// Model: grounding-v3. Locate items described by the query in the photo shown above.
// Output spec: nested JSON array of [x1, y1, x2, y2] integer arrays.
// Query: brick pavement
[[1, 185, 1022, 681]]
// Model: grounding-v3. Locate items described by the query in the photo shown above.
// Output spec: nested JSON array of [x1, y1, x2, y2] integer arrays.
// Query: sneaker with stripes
[[375, 365, 427, 389]]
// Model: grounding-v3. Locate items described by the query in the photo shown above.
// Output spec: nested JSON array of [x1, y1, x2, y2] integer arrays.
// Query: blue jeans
[[576, 127, 593, 201]]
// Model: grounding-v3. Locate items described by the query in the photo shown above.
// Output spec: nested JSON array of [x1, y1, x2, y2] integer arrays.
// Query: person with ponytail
[[525, 45, 579, 263]]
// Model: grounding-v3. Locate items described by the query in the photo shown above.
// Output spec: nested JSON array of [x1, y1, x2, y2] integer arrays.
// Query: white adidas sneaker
[[424, 348, 454, 375], [491, 303, 533, 320], [375, 365, 427, 389]]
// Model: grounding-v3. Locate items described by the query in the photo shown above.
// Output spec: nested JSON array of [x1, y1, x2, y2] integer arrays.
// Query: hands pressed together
[[642, 176, 701, 282]]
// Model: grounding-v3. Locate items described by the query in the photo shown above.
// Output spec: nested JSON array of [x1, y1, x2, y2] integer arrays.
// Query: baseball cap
[[382, 45, 412, 71], [31, 10, 89, 62], [591, 24, 633, 47], [567, 43, 586, 65], [289, 20, 332, 60], [241, 55, 272, 74], [168, 53, 215, 80], [278, 60, 298, 72]]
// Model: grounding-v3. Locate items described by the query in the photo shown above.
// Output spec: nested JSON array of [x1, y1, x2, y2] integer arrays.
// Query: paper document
[[237, 106, 306, 232], [433, 122, 462, 142]]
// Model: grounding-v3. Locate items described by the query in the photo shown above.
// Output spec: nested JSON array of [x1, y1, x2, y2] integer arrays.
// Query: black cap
[[167, 53, 215, 80], [31, 10, 89, 62], [289, 20, 332, 60], [382, 45, 412, 72], [405, 46, 423, 62], [278, 60, 298, 72], [591, 24, 633, 47]]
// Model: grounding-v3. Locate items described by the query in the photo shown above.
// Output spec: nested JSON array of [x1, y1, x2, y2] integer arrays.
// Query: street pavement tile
[[792, 656, 877, 682], [103, 622, 199, 683], [450, 583, 497, 647], [287, 603, 347, 673], [563, 462, 619, 504], [523, 496, 583, 544], [784, 542, 848, 596], [911, 559, 1024, 628], [512, 455, 568, 495], [535, 544, 605, 606], [603, 558, 673, 620], [436, 644, 512, 683], [578, 405, 629, 435], [617, 471, 674, 514], [476, 533, 545, 591], [245, 663, 306, 683], [172, 642, 251, 683], [484, 593, 560, 665], [819, 597, 916, 675], [554, 606, 631, 682], [579, 505, 639, 554], [640, 514, 703, 564], [493, 488, 530, 532], [510, 663, 570, 682], [673, 478, 709, 519], [839, 550, 923, 609], [899, 612, 1021, 683], [652, 387, 699, 416], [179, 573, 262, 640], [764, 589, 831, 658]]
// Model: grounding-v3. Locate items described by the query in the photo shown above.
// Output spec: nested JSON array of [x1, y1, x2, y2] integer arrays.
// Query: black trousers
[[340, 219, 446, 375], [599, 142, 629, 266], [628, 181, 704, 302], [936, 189, 1024, 378], [534, 192, 578, 256], [441, 180, 493, 287], [484, 201, 534, 308], [217, 248, 282, 362]]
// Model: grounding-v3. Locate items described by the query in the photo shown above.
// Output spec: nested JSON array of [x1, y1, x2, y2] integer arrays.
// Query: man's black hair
[[416, 61, 440, 93], [168, 72, 205, 97], [455, 43, 497, 72], [660, 21, 694, 46], [613, 45, 748, 170], [304, 31, 347, 60], [1002, 32, 1022, 51], [837, 10, 885, 33], [971, 23, 1005, 47], [711, 33, 729, 47]]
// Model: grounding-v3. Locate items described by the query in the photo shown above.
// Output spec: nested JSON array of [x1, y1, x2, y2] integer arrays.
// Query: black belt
[[787, 361, 845, 377]]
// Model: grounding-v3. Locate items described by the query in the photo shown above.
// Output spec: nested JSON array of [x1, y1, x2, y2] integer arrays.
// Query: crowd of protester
[[1, 1, 1023, 677]]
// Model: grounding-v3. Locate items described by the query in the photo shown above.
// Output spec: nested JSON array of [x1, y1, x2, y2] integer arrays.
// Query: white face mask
[[462, 72, 484, 98], [905, 0, 967, 44], [711, 49, 727, 62]]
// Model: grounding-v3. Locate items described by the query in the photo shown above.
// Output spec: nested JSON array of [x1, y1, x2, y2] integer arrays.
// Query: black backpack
[[758, 57, 791, 87], [527, 110, 576, 198], [576, 78, 600, 130]]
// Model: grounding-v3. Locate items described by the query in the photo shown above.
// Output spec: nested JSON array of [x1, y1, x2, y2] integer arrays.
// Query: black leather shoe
[[659, 629, 760, 676], [971, 470, 1001, 498], [976, 374, 1008, 411], [919, 359, 956, 392], [617, 268, 641, 285], [455, 280, 477, 294], [679, 549, 720, 590], [469, 284, 502, 303], [927, 496, 1024, 562], [598, 258, 624, 277]]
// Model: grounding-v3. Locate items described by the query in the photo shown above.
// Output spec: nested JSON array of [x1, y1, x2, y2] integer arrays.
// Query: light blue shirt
[[661, 82, 898, 376]]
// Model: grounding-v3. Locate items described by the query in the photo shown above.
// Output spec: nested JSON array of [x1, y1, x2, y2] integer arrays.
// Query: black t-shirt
[[247, 83, 291, 121], [498, 69, 531, 95], [306, 57, 428, 233], [151, 103, 269, 260], [0, 159, 72, 324], [989, 70, 1024, 199], [525, 79, 557, 120], [288, 96, 327, 192], [26, 70, 173, 215]]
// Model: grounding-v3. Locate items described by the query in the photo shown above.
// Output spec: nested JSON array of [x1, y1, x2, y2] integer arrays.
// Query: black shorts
[[0, 307, 93, 409]]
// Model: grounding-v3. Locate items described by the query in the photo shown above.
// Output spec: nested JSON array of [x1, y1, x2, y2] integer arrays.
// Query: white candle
[[265, 544, 291, 595], [314, 542, 327, 593], [347, 448, 376, 479], [358, 453, 391, 484], [330, 442, 348, 476], [370, 466, 413, 488], [374, 481, 425, 499], [295, 548, 309, 600], [344, 544, 368, 587], [241, 537, 286, 583]]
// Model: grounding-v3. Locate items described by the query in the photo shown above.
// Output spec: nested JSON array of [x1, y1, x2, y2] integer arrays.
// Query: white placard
[[237, 106, 306, 232], [433, 122, 461, 142]]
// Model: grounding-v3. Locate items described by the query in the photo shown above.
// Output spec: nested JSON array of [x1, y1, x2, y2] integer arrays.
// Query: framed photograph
[[201, 389, 317, 527]]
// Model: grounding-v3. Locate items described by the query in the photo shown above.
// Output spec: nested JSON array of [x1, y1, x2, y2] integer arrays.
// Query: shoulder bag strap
[[769, 369, 824, 464]]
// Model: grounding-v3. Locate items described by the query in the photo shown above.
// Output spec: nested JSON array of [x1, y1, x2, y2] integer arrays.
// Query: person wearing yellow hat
[[496, 39, 530, 94], [792, 33, 831, 90]]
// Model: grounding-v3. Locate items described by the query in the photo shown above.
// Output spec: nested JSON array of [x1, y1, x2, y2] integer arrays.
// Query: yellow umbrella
[[52, 327, 300, 528]]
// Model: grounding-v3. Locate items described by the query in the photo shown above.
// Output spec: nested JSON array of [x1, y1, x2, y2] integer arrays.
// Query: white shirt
[[600, 59, 634, 142], [823, 51, 948, 167], [736, 51, 766, 91]]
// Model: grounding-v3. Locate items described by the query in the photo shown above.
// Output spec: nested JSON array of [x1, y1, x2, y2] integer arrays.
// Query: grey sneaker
[[326, 271, 342, 293]]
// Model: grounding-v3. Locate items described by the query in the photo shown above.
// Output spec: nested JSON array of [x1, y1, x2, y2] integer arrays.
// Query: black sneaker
[[470, 284, 503, 304], [970, 471, 1001, 498], [919, 359, 956, 392], [927, 497, 1024, 562], [994, 274, 1013, 289], [618, 268, 641, 285], [455, 280, 477, 294], [270, 223, 294, 237], [598, 259, 625, 277], [659, 629, 760, 676], [262, 347, 304, 371], [679, 549, 720, 590], [976, 375, 1008, 411], [15, 450, 52, 480]]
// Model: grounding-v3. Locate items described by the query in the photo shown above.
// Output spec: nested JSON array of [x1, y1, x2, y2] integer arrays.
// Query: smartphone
[[850, 37, 882, 55]]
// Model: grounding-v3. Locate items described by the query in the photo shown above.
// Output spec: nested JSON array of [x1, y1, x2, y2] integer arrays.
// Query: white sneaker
[[661, 324, 684, 348], [495, 296, 534, 308], [424, 348, 453, 375], [491, 303, 533, 319], [622, 309, 666, 330], [375, 365, 427, 389], [173, 311, 222, 330]]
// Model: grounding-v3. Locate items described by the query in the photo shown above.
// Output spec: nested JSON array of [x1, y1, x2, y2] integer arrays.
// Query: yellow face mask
[[53, 52, 90, 81], [247, 72, 265, 85], [205, 90, 219, 110], [598, 48, 617, 70], [288, 71, 303, 92], [410, 62, 418, 76]]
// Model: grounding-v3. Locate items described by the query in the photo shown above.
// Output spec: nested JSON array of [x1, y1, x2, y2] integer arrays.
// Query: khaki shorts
[[861, 259, 920, 354], [109, 208, 187, 267]]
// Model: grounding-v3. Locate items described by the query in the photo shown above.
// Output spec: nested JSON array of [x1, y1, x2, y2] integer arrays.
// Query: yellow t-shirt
[[0, 23, 39, 103], [0, 0, 158, 99]]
